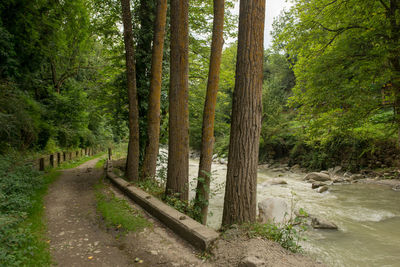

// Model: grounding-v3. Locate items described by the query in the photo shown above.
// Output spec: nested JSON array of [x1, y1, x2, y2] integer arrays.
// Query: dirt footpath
[[45, 158, 206, 267]]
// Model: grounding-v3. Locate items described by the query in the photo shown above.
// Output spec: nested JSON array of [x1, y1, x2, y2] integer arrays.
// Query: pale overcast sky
[[232, 0, 293, 48]]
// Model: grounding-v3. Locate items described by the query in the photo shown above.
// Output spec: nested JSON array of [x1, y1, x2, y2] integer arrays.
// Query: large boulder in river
[[303, 172, 331, 182], [258, 198, 290, 224], [311, 218, 338, 230]]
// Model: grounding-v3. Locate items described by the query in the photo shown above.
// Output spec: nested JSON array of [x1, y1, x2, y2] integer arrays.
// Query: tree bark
[[120, 0, 140, 181], [141, 0, 168, 180], [136, 0, 156, 157], [194, 0, 225, 225], [222, 0, 265, 226], [388, 0, 400, 147], [165, 0, 189, 201]]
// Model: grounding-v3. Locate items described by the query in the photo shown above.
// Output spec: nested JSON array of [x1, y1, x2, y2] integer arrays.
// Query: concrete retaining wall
[[105, 160, 219, 251]]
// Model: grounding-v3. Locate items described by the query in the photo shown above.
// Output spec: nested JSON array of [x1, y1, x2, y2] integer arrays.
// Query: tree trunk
[[141, 0, 168, 180], [389, 0, 400, 147], [194, 0, 225, 225], [165, 0, 189, 201], [120, 0, 140, 181], [222, 0, 265, 226], [136, 0, 156, 158]]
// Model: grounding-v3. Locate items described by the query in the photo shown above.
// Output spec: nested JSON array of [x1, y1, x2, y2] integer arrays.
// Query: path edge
[[105, 160, 219, 251]]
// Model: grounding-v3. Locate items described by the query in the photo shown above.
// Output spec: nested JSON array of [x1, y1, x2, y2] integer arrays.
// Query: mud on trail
[[45, 158, 207, 267]]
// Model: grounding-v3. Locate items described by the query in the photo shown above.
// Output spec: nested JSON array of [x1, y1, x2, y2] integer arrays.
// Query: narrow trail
[[45, 158, 205, 267]]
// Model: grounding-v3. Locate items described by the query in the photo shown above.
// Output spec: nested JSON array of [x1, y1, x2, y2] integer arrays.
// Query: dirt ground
[[45, 158, 323, 266], [45, 158, 207, 266]]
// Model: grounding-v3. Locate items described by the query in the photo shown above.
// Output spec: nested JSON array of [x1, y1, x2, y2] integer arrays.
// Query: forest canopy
[[1, 0, 399, 171]]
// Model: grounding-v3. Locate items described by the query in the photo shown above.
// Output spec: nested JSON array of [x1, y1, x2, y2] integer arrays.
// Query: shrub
[[0, 153, 50, 266]]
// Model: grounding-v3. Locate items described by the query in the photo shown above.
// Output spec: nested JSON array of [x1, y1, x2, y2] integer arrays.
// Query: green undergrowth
[[133, 179, 204, 223], [94, 180, 151, 236], [240, 209, 309, 253], [0, 154, 62, 266], [0, 151, 105, 266], [95, 158, 106, 169], [54, 152, 105, 170]]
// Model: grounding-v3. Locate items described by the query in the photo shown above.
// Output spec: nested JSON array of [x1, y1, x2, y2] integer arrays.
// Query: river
[[187, 158, 400, 267]]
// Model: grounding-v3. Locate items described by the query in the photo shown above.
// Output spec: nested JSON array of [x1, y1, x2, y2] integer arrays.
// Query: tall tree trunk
[[194, 0, 225, 225], [165, 0, 189, 201], [136, 0, 156, 158], [121, 0, 140, 181], [222, 0, 265, 226], [388, 0, 400, 147], [141, 0, 168, 180]]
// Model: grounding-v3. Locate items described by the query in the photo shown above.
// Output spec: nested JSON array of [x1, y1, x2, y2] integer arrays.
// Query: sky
[[232, 0, 293, 48]]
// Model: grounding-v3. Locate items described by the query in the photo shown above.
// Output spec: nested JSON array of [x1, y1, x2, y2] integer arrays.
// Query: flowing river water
[[187, 158, 400, 267]]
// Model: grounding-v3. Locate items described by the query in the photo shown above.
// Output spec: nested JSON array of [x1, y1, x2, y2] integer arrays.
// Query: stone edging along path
[[105, 160, 219, 251]]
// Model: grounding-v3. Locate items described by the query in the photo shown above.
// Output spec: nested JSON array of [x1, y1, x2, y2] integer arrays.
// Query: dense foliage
[[263, 0, 400, 170], [0, 0, 116, 153], [0, 155, 51, 265]]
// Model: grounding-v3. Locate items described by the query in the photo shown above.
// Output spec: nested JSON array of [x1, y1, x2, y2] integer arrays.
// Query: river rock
[[350, 174, 363, 180], [268, 178, 287, 185], [328, 166, 342, 175], [218, 158, 227, 164], [190, 151, 200, 159], [311, 218, 338, 230], [258, 164, 270, 169], [392, 185, 400, 192], [258, 198, 290, 224], [311, 182, 326, 189], [304, 172, 331, 182], [343, 171, 352, 178], [332, 177, 345, 183], [272, 167, 285, 172], [316, 185, 329, 193], [290, 164, 301, 172], [238, 256, 265, 267]]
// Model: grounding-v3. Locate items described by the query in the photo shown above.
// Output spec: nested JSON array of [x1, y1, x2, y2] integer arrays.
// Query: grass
[[95, 180, 151, 236], [54, 152, 106, 170], [239, 209, 308, 253], [19, 170, 62, 266], [95, 158, 106, 169]]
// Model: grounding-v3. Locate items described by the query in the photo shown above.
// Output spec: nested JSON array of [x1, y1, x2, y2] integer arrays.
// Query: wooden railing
[[32, 147, 100, 171]]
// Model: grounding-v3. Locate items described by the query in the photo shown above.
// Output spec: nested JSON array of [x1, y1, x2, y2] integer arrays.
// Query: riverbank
[[110, 157, 323, 266]]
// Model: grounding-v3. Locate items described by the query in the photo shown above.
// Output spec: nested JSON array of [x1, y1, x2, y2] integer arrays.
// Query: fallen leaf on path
[[88, 256, 93, 260]]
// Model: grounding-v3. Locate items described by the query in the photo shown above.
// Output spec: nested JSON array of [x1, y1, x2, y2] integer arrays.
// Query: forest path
[[45, 158, 206, 267]]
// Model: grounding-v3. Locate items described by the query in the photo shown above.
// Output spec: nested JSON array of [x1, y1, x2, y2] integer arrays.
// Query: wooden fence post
[[108, 148, 112, 160]]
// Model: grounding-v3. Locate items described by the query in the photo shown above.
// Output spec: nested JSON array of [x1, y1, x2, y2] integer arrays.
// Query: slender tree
[[194, 0, 225, 225], [141, 0, 168, 180], [165, 0, 189, 201], [136, 0, 156, 156], [120, 0, 140, 181], [222, 0, 265, 225]]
